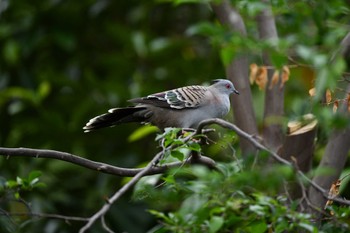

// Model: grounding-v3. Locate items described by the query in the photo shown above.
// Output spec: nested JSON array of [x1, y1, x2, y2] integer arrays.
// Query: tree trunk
[[256, 0, 285, 152], [279, 115, 317, 199], [211, 0, 258, 155]]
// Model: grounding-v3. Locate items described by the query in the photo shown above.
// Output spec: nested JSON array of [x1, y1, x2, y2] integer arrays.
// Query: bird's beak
[[233, 89, 239, 95]]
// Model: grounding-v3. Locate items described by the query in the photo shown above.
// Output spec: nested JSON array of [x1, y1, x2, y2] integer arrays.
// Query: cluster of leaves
[[0, 171, 45, 200], [155, 128, 202, 163], [143, 162, 350, 233], [133, 129, 350, 233]]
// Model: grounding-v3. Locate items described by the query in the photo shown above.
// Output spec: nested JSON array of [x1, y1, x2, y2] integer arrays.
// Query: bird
[[83, 79, 239, 132]]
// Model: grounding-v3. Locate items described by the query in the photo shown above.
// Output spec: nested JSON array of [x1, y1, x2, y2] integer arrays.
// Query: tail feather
[[83, 107, 147, 132]]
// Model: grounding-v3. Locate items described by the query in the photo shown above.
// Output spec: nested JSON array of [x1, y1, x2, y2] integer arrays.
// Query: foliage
[[146, 163, 349, 233], [1, 0, 350, 232]]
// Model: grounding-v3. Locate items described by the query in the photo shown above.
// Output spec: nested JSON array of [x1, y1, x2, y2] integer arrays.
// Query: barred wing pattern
[[130, 85, 208, 109]]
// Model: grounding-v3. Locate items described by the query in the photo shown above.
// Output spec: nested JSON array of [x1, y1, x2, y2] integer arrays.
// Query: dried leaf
[[255, 66, 267, 90], [333, 100, 339, 113], [269, 70, 279, 89], [324, 179, 341, 210], [309, 87, 316, 97], [280, 65, 290, 88], [347, 93, 350, 112], [326, 89, 332, 105], [249, 63, 258, 84]]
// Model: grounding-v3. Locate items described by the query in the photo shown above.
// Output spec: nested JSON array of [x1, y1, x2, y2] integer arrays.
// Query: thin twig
[[0, 211, 89, 222]]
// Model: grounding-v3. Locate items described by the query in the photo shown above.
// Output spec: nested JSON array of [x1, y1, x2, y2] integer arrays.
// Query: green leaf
[[6, 180, 18, 189], [209, 216, 224, 233], [187, 142, 201, 152], [37, 81, 51, 99], [170, 150, 185, 161], [16, 177, 23, 186], [128, 125, 158, 142], [3, 40, 20, 65], [298, 222, 317, 232], [28, 170, 42, 182], [247, 221, 268, 233]]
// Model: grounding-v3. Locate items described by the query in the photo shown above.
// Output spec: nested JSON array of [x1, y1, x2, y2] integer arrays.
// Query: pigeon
[[83, 79, 239, 132]]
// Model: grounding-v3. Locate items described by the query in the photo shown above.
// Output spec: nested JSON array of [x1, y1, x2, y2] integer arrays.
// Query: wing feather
[[129, 85, 208, 109]]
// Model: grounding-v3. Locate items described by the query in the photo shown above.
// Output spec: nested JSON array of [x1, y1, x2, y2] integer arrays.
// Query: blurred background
[[1, 0, 350, 232], [0, 0, 226, 232]]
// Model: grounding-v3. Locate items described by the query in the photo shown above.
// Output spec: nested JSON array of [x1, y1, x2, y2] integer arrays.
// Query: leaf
[[280, 65, 290, 89], [187, 142, 201, 152], [269, 70, 279, 89], [333, 100, 338, 113], [128, 125, 158, 142], [249, 63, 258, 84], [347, 93, 350, 112], [209, 216, 224, 233], [309, 87, 316, 97], [298, 222, 316, 232], [170, 150, 185, 161], [6, 180, 18, 189], [248, 221, 268, 233], [3, 40, 20, 65], [16, 176, 23, 186], [29, 170, 42, 182], [37, 81, 51, 99], [325, 89, 332, 105], [325, 179, 341, 209], [249, 205, 265, 216], [255, 66, 267, 90]]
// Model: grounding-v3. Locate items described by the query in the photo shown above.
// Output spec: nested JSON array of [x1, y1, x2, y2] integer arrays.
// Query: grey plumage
[[83, 79, 239, 132]]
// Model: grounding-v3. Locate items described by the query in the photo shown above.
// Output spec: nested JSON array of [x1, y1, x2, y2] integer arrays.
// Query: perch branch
[[0, 147, 215, 177], [197, 118, 350, 206]]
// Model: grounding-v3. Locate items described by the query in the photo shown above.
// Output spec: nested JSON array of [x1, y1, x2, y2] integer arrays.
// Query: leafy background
[[1, 0, 350, 232]]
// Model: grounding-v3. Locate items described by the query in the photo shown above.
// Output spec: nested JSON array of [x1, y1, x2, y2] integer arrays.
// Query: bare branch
[[331, 31, 350, 59], [0, 211, 89, 222], [79, 151, 164, 233], [0, 147, 215, 177]]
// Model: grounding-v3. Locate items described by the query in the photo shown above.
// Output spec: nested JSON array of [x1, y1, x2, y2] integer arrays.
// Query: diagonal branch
[[197, 118, 350, 207], [79, 151, 164, 233]]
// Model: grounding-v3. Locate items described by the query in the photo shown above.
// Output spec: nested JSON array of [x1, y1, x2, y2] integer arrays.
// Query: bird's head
[[211, 79, 239, 95]]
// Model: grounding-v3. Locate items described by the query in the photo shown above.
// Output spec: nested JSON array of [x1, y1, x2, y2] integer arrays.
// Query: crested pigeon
[[83, 79, 239, 132]]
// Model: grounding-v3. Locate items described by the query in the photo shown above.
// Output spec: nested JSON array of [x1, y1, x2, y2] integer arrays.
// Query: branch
[[197, 118, 350, 207], [0, 211, 89, 222], [0, 147, 215, 177], [79, 151, 164, 233]]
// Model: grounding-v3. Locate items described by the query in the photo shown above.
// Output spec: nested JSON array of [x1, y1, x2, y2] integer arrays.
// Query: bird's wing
[[129, 85, 209, 109]]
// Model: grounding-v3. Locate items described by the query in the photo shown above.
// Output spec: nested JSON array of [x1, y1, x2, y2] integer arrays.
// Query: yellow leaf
[[325, 179, 341, 209], [269, 70, 279, 89], [309, 87, 316, 97], [333, 100, 339, 113], [326, 89, 332, 105], [249, 63, 258, 84], [280, 65, 290, 88], [255, 66, 267, 90]]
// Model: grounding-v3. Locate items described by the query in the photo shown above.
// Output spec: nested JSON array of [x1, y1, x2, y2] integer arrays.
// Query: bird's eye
[[225, 83, 231, 89]]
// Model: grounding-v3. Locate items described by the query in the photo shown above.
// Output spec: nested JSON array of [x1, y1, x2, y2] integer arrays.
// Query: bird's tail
[[83, 107, 148, 132]]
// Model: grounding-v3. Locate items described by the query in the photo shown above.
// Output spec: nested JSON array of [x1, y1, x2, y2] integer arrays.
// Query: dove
[[83, 79, 239, 132]]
